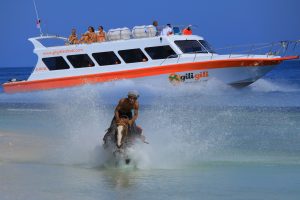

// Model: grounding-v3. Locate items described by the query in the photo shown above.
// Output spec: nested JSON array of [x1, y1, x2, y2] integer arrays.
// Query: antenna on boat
[[33, 0, 43, 36]]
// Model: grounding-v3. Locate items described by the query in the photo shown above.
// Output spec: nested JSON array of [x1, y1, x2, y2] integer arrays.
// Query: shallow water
[[0, 60, 300, 199]]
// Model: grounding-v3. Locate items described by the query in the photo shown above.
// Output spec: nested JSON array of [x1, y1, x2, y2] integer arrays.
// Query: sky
[[0, 0, 299, 68]]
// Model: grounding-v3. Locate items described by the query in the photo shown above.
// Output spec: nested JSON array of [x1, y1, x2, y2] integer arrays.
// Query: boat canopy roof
[[28, 24, 204, 49]]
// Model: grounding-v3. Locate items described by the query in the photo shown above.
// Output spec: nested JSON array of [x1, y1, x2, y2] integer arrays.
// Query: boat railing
[[211, 40, 300, 59], [160, 40, 300, 65], [29, 35, 69, 48], [160, 54, 181, 65]]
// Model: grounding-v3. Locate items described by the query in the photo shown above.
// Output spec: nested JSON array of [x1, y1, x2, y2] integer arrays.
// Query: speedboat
[[3, 25, 299, 93]]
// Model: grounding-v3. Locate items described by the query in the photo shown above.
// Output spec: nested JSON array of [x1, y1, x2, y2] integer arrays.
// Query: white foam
[[1, 77, 300, 168], [250, 79, 300, 93]]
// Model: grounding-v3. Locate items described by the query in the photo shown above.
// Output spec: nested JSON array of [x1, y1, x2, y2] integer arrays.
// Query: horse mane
[[116, 119, 129, 128]]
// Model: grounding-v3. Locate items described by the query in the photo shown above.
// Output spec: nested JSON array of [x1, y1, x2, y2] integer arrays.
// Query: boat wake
[[250, 79, 300, 93]]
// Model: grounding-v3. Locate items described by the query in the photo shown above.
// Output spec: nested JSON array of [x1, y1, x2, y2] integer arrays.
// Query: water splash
[[1, 76, 300, 168], [250, 79, 300, 93]]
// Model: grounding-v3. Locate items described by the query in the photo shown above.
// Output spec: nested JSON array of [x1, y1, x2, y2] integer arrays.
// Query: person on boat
[[68, 28, 79, 44], [161, 24, 173, 36], [182, 25, 192, 35], [152, 20, 161, 36], [96, 26, 106, 42], [79, 26, 97, 44], [103, 90, 144, 145]]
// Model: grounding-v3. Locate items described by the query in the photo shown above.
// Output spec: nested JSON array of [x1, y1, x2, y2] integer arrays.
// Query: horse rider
[[103, 90, 143, 145]]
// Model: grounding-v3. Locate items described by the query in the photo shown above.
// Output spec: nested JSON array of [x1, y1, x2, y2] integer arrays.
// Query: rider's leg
[[103, 117, 117, 144], [130, 123, 148, 143]]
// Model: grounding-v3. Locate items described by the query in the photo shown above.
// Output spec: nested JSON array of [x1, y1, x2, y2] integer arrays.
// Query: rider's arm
[[114, 99, 124, 122], [130, 101, 139, 125]]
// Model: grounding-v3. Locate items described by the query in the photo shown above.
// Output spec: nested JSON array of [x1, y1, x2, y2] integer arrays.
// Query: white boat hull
[[2, 57, 294, 93]]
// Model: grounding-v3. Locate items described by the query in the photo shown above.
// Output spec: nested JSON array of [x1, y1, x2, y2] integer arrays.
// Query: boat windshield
[[174, 40, 215, 53], [199, 40, 215, 53]]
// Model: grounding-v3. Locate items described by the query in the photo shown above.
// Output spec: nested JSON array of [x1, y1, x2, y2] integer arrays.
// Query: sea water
[[0, 61, 300, 200]]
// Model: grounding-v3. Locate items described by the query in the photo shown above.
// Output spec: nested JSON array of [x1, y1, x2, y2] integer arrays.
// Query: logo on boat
[[168, 71, 209, 84]]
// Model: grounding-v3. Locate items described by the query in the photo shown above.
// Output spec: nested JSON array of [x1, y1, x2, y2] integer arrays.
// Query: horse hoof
[[125, 159, 131, 164]]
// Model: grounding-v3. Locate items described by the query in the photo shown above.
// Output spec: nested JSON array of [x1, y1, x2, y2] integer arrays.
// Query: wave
[[1, 75, 300, 104], [250, 78, 300, 93]]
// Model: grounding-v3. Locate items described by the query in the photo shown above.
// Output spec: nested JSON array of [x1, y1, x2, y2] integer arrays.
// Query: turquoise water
[[0, 60, 300, 199]]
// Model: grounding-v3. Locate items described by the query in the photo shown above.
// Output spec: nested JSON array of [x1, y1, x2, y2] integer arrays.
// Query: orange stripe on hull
[[3, 56, 298, 93]]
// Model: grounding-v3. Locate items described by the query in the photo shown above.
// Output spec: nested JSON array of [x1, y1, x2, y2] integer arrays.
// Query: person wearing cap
[[103, 90, 143, 145], [182, 25, 192, 35]]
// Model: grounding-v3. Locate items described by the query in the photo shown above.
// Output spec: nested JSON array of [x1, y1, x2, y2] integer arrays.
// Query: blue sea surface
[[0, 67, 33, 92], [0, 60, 300, 200]]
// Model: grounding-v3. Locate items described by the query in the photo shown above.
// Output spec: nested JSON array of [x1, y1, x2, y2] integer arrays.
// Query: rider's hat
[[128, 90, 139, 99]]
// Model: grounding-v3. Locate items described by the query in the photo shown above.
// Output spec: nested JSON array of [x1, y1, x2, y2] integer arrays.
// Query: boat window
[[175, 40, 208, 53], [199, 40, 215, 53], [118, 49, 148, 63], [42, 56, 70, 71], [92, 51, 121, 66], [67, 54, 95, 68], [145, 45, 178, 60]]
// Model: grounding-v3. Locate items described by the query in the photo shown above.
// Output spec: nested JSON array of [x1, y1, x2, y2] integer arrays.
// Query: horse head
[[115, 117, 129, 149]]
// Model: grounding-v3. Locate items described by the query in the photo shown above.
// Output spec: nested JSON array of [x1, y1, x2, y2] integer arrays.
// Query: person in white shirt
[[161, 24, 173, 36]]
